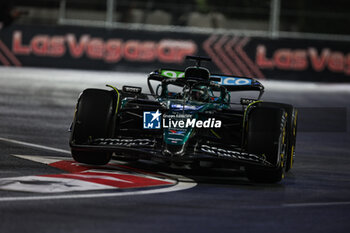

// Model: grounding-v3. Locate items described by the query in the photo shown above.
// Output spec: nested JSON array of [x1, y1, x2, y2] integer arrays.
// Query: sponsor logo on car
[[169, 130, 186, 135], [170, 104, 203, 110], [211, 76, 252, 86], [200, 145, 266, 163], [161, 70, 185, 78], [159, 70, 253, 86], [123, 86, 142, 94], [240, 98, 258, 105], [93, 138, 155, 147]]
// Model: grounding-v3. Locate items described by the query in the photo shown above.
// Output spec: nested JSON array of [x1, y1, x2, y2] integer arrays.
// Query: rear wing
[[148, 69, 264, 97]]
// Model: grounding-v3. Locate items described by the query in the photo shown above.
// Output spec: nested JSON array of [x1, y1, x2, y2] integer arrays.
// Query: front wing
[[70, 138, 274, 168]]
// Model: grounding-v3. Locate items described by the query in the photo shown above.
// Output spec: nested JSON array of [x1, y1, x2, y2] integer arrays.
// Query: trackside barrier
[[0, 25, 349, 82]]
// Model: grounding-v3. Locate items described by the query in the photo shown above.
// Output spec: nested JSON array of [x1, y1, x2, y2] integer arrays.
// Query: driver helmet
[[191, 85, 209, 102]]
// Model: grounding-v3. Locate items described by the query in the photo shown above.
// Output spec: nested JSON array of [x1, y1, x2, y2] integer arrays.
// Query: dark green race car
[[69, 56, 298, 183]]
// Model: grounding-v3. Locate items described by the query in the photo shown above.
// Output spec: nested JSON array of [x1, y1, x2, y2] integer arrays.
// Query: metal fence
[[12, 0, 350, 41]]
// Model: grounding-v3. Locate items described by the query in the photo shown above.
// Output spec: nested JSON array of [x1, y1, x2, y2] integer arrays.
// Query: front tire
[[245, 106, 287, 183], [70, 89, 117, 165]]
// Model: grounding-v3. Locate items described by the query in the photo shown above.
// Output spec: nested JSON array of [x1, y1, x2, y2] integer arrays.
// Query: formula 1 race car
[[69, 56, 298, 183]]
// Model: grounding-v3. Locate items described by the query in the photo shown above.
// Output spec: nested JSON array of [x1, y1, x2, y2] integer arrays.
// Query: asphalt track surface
[[0, 67, 350, 233]]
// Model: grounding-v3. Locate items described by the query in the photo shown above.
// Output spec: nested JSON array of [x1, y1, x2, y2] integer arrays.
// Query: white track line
[[0, 137, 70, 154], [282, 201, 350, 208]]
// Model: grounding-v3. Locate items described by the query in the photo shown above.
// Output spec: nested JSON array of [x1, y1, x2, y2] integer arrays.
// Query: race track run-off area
[[0, 67, 349, 233]]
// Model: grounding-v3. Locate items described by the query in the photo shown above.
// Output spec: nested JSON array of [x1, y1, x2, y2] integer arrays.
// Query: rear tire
[[70, 89, 117, 165], [245, 106, 287, 183]]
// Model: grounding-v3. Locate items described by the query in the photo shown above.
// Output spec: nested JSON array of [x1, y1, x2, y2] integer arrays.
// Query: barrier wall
[[0, 25, 349, 82]]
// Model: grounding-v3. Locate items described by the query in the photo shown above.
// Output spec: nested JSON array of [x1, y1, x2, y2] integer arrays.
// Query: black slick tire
[[70, 89, 116, 165], [245, 106, 287, 183]]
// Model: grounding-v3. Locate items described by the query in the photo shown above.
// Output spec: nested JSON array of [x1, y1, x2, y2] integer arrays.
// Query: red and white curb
[[0, 137, 196, 201], [0, 154, 195, 194], [0, 155, 178, 193]]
